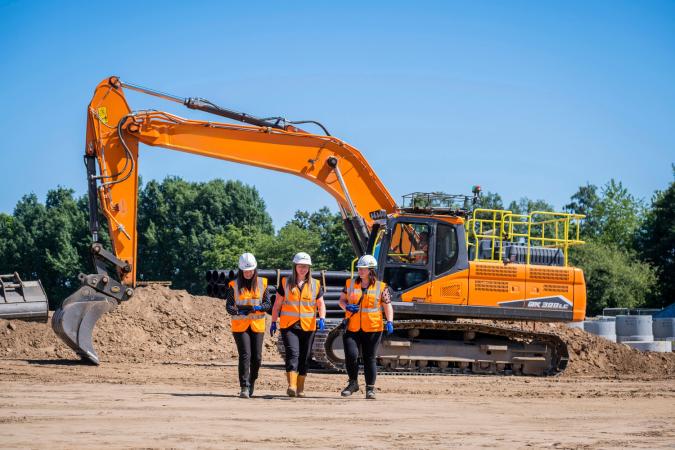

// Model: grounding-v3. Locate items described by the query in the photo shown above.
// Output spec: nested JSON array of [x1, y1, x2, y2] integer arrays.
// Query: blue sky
[[1, 1, 674, 229]]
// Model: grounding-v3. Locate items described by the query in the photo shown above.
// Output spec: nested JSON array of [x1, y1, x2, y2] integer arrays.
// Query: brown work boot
[[286, 371, 298, 397], [296, 375, 307, 398]]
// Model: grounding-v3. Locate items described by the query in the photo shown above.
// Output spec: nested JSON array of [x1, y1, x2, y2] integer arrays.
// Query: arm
[[382, 288, 393, 322], [259, 287, 272, 313], [225, 287, 239, 316], [271, 294, 283, 323], [317, 297, 326, 319], [338, 292, 348, 311]]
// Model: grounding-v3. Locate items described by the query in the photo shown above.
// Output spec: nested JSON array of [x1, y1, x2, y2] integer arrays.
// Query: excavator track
[[278, 319, 569, 376]]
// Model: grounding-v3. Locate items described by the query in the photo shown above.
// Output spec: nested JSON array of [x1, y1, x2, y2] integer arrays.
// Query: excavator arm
[[53, 76, 397, 363]]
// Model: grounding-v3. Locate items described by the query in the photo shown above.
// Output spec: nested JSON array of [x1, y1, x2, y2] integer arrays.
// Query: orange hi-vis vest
[[279, 277, 320, 331], [229, 277, 267, 333], [345, 278, 386, 332]]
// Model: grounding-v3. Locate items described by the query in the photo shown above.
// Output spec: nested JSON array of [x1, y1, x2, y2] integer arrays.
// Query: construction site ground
[[2, 285, 674, 449]]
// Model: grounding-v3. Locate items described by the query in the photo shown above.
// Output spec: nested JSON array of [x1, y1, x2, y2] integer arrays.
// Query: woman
[[338, 254, 394, 400], [270, 252, 326, 398], [225, 252, 271, 399]]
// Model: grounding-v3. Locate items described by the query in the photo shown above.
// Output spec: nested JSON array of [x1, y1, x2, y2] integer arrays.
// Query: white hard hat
[[292, 252, 312, 266], [238, 253, 257, 271], [356, 254, 377, 268]]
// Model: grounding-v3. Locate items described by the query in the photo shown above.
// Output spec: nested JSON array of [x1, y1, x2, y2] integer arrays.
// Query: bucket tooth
[[52, 285, 117, 365]]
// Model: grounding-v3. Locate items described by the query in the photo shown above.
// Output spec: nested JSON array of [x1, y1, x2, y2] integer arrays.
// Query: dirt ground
[[1, 285, 674, 449], [1, 360, 674, 449]]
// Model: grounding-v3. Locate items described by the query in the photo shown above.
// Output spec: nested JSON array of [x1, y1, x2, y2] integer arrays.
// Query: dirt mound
[[0, 285, 281, 364], [1, 286, 674, 378], [495, 321, 675, 379], [551, 323, 675, 379]]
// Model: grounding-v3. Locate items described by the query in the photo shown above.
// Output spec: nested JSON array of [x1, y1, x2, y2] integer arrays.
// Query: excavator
[[3, 76, 587, 375]]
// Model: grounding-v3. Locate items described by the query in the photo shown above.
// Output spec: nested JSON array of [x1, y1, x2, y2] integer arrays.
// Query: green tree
[[564, 183, 601, 238], [0, 189, 92, 307], [254, 223, 322, 269], [289, 208, 354, 269], [566, 180, 644, 248], [636, 166, 675, 307], [569, 241, 658, 315], [137, 177, 274, 293], [507, 197, 554, 215], [202, 224, 265, 271], [477, 191, 504, 210]]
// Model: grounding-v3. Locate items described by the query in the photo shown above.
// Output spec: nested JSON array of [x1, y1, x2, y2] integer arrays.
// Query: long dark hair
[[236, 268, 259, 293], [356, 268, 378, 289], [286, 263, 311, 291]]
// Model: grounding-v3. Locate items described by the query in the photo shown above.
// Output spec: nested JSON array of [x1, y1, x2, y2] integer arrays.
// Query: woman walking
[[339, 254, 394, 400], [270, 252, 326, 398], [225, 252, 271, 398]]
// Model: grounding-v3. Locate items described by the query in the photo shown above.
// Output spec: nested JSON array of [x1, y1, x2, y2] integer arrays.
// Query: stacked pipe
[[205, 269, 353, 318]]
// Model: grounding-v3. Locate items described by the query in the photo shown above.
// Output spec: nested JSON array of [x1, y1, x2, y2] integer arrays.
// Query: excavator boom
[[54, 76, 397, 363]]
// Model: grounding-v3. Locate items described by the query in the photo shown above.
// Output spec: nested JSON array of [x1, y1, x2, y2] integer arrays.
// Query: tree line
[[0, 170, 672, 315]]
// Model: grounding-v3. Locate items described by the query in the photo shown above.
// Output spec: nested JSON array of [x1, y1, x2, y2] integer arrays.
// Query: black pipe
[[206, 268, 352, 283]]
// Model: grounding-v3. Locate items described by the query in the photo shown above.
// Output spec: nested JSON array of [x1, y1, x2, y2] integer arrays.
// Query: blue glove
[[270, 322, 277, 336], [238, 309, 249, 316], [318, 318, 325, 331], [252, 305, 263, 312], [346, 304, 360, 313], [385, 321, 394, 335]]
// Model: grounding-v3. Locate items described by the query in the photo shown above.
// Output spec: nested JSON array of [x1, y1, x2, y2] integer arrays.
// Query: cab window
[[386, 222, 430, 265], [435, 224, 458, 275]]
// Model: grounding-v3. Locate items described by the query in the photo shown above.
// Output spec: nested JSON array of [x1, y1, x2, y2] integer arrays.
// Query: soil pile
[[0, 285, 281, 364], [1, 285, 674, 378], [488, 320, 675, 379]]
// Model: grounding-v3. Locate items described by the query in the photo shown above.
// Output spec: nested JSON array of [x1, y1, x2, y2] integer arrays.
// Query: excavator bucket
[[51, 282, 118, 365], [0, 273, 49, 322]]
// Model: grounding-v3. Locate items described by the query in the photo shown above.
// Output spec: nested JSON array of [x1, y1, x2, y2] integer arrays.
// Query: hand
[[238, 309, 250, 316], [270, 322, 277, 336], [318, 318, 325, 331], [385, 321, 394, 335], [346, 304, 360, 313], [252, 305, 263, 312]]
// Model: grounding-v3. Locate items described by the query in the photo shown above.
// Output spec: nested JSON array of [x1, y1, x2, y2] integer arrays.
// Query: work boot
[[340, 379, 359, 397], [366, 385, 376, 400], [286, 371, 298, 397], [239, 386, 250, 399], [296, 375, 307, 398], [249, 380, 256, 398]]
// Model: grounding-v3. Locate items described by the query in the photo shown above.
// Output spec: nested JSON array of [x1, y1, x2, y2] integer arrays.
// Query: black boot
[[239, 386, 250, 399], [341, 380, 359, 397], [366, 385, 376, 400], [249, 380, 256, 397]]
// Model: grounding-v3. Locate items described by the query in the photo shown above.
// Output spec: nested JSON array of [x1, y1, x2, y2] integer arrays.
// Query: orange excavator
[[38, 77, 585, 374]]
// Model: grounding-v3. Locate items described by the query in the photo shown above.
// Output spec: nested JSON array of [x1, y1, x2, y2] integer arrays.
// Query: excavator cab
[[376, 215, 469, 301]]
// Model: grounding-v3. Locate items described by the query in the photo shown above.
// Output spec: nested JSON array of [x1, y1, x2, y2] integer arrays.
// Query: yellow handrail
[[466, 208, 584, 266]]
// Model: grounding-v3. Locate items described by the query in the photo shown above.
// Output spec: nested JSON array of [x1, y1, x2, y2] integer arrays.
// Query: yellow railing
[[466, 209, 584, 266]]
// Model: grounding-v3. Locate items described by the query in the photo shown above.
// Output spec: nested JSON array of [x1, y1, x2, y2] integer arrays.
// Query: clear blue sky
[[1, 1, 674, 229]]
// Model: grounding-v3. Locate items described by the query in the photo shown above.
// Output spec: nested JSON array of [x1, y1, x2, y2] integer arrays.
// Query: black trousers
[[232, 328, 265, 388], [343, 330, 382, 386], [281, 322, 316, 376]]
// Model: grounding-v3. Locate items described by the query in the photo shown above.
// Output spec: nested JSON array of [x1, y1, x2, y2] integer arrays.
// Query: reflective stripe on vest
[[280, 277, 319, 331], [230, 277, 267, 332], [345, 278, 385, 332]]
